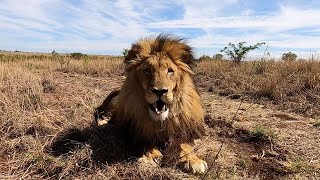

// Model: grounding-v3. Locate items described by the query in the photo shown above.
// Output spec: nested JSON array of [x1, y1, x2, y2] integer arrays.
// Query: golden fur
[[111, 34, 205, 146], [95, 34, 208, 173]]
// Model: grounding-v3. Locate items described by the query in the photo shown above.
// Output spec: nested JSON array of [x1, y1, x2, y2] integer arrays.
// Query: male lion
[[95, 34, 207, 174]]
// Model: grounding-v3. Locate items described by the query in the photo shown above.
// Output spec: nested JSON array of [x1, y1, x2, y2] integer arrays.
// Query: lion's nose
[[151, 88, 168, 97]]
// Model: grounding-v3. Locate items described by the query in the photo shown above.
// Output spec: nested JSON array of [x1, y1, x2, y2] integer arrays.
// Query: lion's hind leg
[[94, 89, 120, 126]]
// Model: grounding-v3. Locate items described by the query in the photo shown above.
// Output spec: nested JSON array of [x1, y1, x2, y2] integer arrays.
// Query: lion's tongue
[[153, 101, 166, 114]]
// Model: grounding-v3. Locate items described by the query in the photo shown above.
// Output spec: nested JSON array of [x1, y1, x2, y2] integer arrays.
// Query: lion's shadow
[[47, 123, 136, 164]]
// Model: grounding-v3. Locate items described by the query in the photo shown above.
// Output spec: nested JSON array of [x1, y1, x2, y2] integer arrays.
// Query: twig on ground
[[201, 97, 244, 179]]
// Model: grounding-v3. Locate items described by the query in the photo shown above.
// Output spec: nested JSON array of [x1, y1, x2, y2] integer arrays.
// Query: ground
[[0, 54, 319, 179]]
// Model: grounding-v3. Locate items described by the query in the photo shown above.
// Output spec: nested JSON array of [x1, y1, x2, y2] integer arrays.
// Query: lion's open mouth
[[149, 100, 168, 114]]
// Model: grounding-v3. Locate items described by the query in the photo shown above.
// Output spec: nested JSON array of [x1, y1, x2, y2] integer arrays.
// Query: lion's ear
[[175, 44, 196, 74], [124, 45, 142, 71], [176, 61, 195, 74], [180, 45, 195, 65]]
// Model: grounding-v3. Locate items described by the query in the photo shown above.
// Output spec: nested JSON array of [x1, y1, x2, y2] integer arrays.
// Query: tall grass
[[195, 59, 320, 117], [0, 54, 125, 178]]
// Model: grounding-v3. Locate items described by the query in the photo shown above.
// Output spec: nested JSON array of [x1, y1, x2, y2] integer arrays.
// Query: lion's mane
[[111, 35, 205, 146]]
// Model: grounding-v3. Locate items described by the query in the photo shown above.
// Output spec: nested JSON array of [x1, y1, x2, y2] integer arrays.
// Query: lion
[[95, 34, 207, 174]]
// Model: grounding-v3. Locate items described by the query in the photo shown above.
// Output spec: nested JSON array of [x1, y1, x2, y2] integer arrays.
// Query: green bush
[[52, 50, 58, 55], [198, 55, 212, 61], [213, 53, 223, 60], [282, 52, 297, 61], [70, 52, 87, 60]]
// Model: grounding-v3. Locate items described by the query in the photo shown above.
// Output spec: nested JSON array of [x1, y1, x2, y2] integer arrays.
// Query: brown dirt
[[201, 92, 320, 179]]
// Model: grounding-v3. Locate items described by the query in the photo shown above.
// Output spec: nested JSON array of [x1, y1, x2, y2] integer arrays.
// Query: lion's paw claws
[[179, 158, 208, 174]]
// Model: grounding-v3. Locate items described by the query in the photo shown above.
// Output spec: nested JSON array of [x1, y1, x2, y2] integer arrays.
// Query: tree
[[220, 42, 265, 63], [122, 48, 129, 56], [281, 52, 297, 61], [198, 55, 211, 61], [52, 50, 58, 55], [213, 53, 223, 60]]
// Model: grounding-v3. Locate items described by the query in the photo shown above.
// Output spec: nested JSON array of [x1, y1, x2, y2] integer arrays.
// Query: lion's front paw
[[138, 155, 159, 167], [179, 157, 208, 174], [138, 148, 162, 167]]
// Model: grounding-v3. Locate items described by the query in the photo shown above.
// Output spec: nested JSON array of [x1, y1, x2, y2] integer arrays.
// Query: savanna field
[[0, 53, 319, 179]]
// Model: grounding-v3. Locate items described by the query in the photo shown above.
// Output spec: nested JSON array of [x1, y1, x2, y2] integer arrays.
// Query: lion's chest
[[126, 118, 177, 146]]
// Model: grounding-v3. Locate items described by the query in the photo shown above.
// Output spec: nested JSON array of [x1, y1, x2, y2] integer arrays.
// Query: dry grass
[[0, 54, 191, 179], [0, 54, 124, 179], [0, 53, 319, 179], [195, 59, 320, 117]]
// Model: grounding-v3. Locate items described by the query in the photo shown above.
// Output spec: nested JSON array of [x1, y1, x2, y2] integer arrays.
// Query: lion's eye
[[168, 68, 174, 74], [143, 68, 151, 75]]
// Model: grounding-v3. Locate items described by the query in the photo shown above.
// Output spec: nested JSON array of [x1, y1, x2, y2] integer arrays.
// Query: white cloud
[[147, 5, 320, 56], [0, 0, 319, 56], [179, 0, 239, 19], [147, 6, 320, 31]]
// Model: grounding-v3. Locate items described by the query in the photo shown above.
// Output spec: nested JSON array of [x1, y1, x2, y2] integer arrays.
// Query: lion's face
[[115, 35, 205, 143], [123, 35, 196, 122], [136, 53, 180, 121]]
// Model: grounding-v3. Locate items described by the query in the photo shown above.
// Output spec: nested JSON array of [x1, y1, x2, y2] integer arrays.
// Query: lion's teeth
[[151, 101, 167, 114], [161, 104, 166, 111]]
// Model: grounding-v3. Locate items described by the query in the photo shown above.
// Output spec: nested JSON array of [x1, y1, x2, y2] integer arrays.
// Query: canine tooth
[[161, 105, 166, 111]]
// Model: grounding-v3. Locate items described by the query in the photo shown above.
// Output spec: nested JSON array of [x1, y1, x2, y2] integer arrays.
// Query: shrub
[[70, 52, 87, 60], [252, 60, 267, 75], [213, 53, 223, 60], [281, 52, 297, 61], [0, 54, 4, 60], [52, 50, 58, 56], [198, 55, 212, 61]]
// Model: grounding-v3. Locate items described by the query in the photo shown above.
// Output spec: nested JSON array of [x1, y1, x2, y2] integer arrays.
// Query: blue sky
[[1, 0, 320, 58]]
